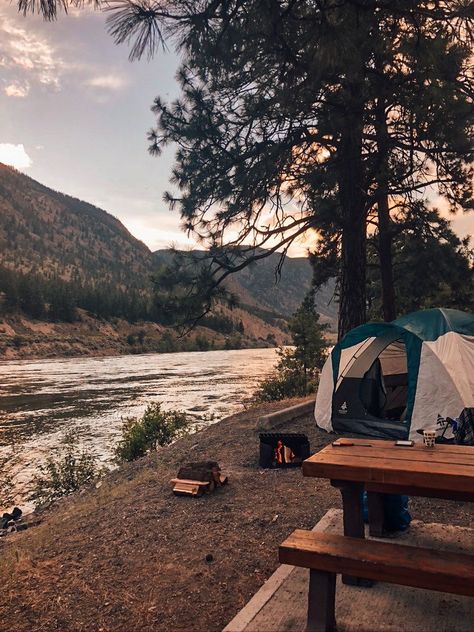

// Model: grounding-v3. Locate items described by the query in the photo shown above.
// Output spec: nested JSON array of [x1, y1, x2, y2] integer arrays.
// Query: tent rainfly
[[315, 308, 474, 441]]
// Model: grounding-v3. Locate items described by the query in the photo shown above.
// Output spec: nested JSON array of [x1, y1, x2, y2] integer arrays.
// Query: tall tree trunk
[[335, 4, 373, 339], [377, 192, 396, 321], [374, 60, 397, 322], [337, 119, 367, 339]]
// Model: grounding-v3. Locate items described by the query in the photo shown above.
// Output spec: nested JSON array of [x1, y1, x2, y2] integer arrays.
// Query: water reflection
[[0, 348, 277, 506]]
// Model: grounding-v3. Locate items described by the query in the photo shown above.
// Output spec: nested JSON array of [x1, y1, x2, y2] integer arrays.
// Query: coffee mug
[[423, 429, 436, 448]]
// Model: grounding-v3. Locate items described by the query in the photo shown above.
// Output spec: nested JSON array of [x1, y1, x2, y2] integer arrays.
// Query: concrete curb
[[256, 398, 315, 432]]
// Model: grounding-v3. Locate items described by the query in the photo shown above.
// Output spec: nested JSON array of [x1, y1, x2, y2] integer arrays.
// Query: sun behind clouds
[[0, 143, 32, 170]]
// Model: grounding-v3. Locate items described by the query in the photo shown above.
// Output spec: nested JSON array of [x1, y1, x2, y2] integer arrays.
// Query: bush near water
[[28, 432, 101, 506], [115, 403, 190, 462], [23, 405, 191, 507]]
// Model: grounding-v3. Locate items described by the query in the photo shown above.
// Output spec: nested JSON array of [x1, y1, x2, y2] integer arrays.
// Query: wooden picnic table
[[303, 437, 474, 585]]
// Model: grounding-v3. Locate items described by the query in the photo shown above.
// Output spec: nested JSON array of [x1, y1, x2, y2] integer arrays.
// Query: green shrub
[[157, 331, 177, 352], [12, 335, 23, 349], [115, 403, 189, 462], [253, 292, 329, 402], [253, 348, 320, 402], [28, 431, 100, 506], [195, 334, 210, 351]]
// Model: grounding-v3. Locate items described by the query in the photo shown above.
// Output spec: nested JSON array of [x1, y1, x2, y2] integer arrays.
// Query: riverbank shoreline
[[1, 399, 472, 632], [0, 307, 291, 361]]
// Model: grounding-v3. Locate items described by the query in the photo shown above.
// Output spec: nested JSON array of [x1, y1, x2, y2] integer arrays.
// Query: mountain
[[0, 163, 153, 290], [0, 163, 336, 328], [154, 249, 336, 324]]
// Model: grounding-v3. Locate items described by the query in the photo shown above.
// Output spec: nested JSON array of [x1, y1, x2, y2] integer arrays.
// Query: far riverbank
[[0, 307, 291, 361]]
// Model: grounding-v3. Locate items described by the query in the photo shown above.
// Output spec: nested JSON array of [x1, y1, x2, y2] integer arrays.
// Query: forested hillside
[[0, 164, 338, 359], [0, 163, 152, 286], [0, 163, 337, 328]]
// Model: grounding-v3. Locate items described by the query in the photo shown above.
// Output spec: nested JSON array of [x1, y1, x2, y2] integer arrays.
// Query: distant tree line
[[0, 266, 249, 335], [0, 266, 156, 323], [201, 313, 244, 335]]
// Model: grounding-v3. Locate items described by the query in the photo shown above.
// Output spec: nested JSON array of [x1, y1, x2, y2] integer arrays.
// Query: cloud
[[85, 74, 128, 91], [4, 80, 30, 97], [0, 11, 63, 90], [0, 143, 32, 169], [0, 10, 131, 100]]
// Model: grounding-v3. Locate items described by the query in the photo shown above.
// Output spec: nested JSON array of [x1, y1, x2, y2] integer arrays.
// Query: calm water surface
[[0, 348, 278, 507]]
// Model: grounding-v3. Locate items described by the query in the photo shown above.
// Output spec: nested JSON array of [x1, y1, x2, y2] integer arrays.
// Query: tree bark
[[334, 5, 373, 340], [374, 94, 397, 322], [338, 207, 367, 339], [377, 193, 396, 321], [337, 112, 367, 340]]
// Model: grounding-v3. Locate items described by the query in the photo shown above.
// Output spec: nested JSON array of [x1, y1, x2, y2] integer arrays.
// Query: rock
[[11, 507, 22, 520], [1, 513, 12, 529], [15, 523, 28, 532]]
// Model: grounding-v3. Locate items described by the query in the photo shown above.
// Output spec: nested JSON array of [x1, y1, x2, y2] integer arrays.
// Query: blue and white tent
[[315, 308, 474, 440]]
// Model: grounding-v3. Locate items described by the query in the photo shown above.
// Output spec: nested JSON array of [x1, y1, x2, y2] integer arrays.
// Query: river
[[0, 347, 278, 508]]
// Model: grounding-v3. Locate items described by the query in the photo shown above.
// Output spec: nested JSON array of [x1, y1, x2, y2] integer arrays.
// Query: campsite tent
[[315, 308, 474, 440]]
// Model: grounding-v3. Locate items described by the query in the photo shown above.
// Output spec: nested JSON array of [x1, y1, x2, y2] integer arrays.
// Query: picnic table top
[[302, 438, 474, 495]]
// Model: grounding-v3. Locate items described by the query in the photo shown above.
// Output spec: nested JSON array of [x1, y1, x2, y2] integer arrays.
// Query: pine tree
[[18, 275, 45, 319], [367, 209, 474, 317], [289, 293, 330, 391], [48, 283, 77, 322], [21, 1, 474, 335], [0, 268, 20, 313], [115, 1, 473, 336], [254, 292, 329, 401]]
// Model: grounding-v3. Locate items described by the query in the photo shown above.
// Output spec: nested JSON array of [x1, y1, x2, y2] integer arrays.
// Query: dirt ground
[[0, 399, 472, 632]]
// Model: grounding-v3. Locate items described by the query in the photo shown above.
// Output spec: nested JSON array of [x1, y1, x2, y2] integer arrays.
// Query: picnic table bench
[[279, 529, 474, 632]]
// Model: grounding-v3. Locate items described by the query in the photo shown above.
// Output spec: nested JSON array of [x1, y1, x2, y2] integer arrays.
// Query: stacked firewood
[[171, 461, 228, 497]]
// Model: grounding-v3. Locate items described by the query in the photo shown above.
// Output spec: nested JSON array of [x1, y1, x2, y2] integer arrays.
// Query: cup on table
[[423, 429, 436, 448]]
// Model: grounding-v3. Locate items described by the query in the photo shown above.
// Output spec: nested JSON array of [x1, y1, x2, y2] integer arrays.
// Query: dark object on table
[[455, 407, 474, 446]]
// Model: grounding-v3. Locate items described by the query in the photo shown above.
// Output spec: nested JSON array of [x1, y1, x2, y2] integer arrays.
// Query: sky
[[0, 3, 190, 250], [0, 4, 472, 253]]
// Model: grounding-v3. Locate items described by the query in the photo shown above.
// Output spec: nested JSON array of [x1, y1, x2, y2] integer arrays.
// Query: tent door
[[331, 338, 410, 439]]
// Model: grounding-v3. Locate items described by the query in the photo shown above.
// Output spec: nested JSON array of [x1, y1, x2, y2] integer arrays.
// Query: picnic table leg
[[306, 569, 336, 632], [331, 480, 373, 587], [367, 492, 385, 537]]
